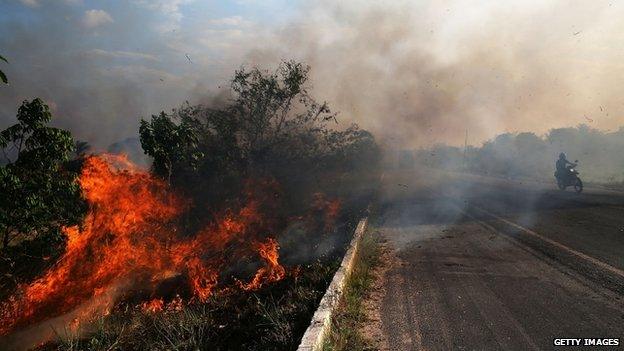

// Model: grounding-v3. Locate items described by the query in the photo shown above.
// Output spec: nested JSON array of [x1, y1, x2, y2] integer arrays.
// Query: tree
[[139, 111, 204, 183], [0, 54, 7, 84], [140, 61, 379, 220], [0, 98, 86, 251]]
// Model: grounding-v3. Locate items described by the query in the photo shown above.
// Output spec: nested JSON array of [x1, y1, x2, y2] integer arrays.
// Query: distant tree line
[[414, 125, 624, 184]]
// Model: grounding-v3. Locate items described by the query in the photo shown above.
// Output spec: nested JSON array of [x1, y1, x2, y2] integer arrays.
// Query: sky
[[1, 0, 624, 149], [0, 0, 300, 148]]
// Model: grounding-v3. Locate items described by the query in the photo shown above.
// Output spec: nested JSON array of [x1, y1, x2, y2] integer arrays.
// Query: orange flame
[[141, 298, 164, 313], [239, 238, 286, 291], [0, 154, 287, 336]]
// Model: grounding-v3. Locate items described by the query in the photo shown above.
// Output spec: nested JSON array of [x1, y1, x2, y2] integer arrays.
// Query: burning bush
[[0, 153, 329, 336], [139, 61, 379, 221], [0, 61, 380, 348]]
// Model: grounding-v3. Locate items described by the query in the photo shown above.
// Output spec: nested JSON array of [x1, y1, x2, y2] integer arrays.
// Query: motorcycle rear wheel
[[574, 178, 583, 193]]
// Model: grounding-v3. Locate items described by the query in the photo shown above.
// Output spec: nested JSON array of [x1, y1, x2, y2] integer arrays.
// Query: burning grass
[[0, 61, 381, 350], [0, 154, 352, 349], [35, 262, 338, 351]]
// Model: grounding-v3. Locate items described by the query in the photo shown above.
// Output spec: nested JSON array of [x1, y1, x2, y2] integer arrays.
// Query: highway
[[371, 170, 624, 350]]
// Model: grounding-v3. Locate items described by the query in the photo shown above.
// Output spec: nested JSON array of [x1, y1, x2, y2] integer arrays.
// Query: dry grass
[[37, 261, 338, 351], [323, 231, 381, 351]]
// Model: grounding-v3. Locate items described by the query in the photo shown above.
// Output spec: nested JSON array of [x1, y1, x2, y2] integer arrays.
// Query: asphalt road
[[373, 169, 624, 350]]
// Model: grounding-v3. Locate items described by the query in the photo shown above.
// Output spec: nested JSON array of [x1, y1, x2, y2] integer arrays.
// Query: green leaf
[[0, 70, 7, 84], [0, 55, 7, 64], [1, 98, 86, 251]]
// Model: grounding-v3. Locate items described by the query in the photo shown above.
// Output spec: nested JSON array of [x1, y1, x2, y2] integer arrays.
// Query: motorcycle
[[555, 160, 583, 193]]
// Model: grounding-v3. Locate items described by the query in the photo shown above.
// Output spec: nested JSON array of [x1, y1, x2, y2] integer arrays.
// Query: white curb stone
[[297, 217, 369, 351]]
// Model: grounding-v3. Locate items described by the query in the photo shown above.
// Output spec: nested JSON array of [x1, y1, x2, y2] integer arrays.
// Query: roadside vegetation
[[323, 231, 382, 351], [39, 262, 337, 351], [139, 60, 379, 225], [0, 98, 87, 304], [0, 60, 380, 350]]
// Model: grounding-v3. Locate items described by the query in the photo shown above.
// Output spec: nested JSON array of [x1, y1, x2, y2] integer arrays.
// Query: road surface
[[371, 169, 624, 350]]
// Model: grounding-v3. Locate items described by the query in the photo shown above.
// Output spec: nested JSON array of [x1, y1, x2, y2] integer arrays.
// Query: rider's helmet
[[559, 152, 566, 160]]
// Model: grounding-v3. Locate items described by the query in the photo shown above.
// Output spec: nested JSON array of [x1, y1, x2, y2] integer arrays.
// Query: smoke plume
[[1, 0, 623, 150], [262, 0, 624, 148]]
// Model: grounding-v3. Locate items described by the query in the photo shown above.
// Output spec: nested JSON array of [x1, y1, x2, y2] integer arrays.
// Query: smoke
[[2, 0, 623, 150], [0, 1, 224, 149], [260, 0, 624, 149], [415, 126, 624, 184]]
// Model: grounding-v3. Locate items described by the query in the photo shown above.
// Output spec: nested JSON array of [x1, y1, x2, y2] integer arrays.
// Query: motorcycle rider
[[555, 152, 574, 181]]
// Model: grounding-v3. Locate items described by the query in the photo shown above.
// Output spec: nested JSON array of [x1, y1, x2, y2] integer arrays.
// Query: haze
[[1, 0, 623, 149]]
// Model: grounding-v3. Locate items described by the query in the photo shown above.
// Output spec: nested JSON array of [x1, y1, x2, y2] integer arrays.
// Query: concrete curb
[[296, 217, 369, 351]]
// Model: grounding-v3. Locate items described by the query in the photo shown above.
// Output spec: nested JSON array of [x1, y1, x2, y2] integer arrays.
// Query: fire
[[239, 238, 286, 291], [141, 298, 164, 313], [0, 154, 291, 336]]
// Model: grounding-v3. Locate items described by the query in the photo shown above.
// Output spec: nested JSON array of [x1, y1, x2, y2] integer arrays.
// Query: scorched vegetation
[[0, 61, 380, 350]]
